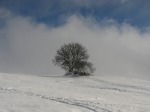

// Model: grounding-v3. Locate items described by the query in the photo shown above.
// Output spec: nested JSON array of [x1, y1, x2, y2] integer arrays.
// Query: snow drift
[[0, 73, 150, 112]]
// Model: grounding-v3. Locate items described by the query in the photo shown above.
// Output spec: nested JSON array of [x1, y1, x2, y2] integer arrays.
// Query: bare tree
[[52, 42, 95, 76]]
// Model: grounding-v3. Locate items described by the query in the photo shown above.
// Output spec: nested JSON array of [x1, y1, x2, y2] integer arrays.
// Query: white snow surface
[[0, 73, 150, 112]]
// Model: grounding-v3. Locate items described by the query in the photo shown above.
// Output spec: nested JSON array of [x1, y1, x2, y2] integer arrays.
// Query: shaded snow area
[[0, 73, 150, 112]]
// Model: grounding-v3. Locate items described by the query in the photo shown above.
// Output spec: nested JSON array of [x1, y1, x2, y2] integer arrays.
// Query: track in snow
[[0, 87, 112, 112], [91, 78, 150, 92]]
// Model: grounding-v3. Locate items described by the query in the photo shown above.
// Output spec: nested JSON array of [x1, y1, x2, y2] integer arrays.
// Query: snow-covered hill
[[0, 73, 150, 112]]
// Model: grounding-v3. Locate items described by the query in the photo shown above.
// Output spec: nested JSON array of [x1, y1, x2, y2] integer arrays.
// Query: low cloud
[[1, 9, 150, 80]]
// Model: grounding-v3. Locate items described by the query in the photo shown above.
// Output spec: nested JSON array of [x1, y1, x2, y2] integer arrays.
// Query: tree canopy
[[52, 42, 95, 76]]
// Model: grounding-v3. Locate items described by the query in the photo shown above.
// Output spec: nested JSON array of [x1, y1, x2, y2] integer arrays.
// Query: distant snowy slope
[[0, 73, 150, 112]]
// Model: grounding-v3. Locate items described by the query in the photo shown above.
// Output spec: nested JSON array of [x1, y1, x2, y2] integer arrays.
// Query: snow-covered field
[[0, 73, 150, 112]]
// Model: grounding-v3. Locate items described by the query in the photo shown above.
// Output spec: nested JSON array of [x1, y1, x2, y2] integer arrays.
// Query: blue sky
[[0, 0, 150, 28], [1, 0, 150, 79]]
